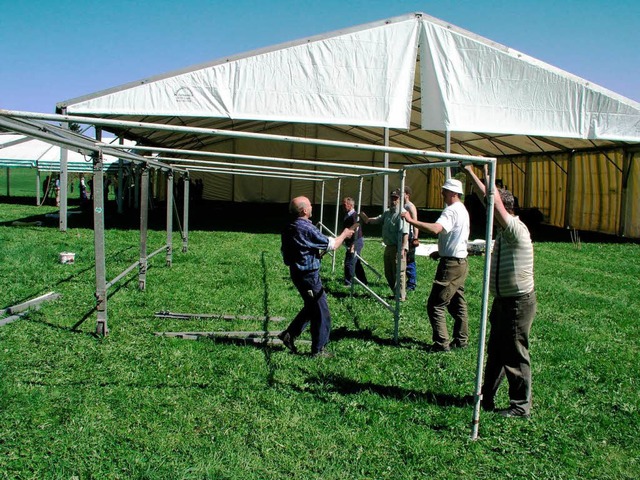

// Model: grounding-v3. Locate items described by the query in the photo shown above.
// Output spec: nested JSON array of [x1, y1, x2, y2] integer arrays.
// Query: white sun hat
[[442, 178, 464, 194]]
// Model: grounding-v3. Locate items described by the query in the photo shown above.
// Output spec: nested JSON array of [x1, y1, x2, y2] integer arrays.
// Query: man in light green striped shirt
[[464, 165, 536, 418]]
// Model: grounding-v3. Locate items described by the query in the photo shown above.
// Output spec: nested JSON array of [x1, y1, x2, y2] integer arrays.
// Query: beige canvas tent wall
[[56, 12, 640, 237]]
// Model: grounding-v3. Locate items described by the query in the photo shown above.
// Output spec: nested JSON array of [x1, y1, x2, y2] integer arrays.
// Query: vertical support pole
[[319, 181, 325, 227], [134, 166, 140, 209], [139, 167, 149, 291], [618, 149, 632, 236], [166, 171, 173, 267], [350, 176, 366, 297], [182, 175, 190, 253], [59, 114, 69, 232], [393, 171, 407, 343], [383, 128, 390, 209], [470, 158, 497, 441], [563, 151, 575, 228], [117, 157, 124, 214], [445, 130, 452, 180], [92, 149, 108, 336], [332, 178, 342, 274], [356, 177, 364, 216], [36, 169, 41, 206], [6, 168, 10, 196], [524, 155, 532, 208]]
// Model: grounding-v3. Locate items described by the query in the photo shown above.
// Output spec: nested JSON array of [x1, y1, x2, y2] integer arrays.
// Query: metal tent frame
[[0, 108, 497, 439]]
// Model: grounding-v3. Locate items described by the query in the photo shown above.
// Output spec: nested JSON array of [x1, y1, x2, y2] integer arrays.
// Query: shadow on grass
[[330, 325, 429, 349], [20, 313, 100, 339], [294, 372, 474, 409]]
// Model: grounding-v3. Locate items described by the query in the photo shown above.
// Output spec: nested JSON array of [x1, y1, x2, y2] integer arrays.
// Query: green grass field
[[1, 199, 639, 479]]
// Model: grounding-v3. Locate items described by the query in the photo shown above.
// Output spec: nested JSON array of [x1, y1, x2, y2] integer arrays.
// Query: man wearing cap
[[402, 178, 470, 352], [359, 189, 410, 301]]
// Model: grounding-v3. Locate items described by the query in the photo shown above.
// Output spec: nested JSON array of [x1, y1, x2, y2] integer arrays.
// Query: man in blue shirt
[[279, 196, 354, 357]]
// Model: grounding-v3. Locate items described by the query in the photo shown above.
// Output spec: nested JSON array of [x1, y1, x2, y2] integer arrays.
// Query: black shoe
[[426, 343, 450, 353], [497, 407, 530, 418], [278, 331, 297, 354], [311, 349, 335, 358], [481, 400, 495, 412], [450, 339, 468, 349]]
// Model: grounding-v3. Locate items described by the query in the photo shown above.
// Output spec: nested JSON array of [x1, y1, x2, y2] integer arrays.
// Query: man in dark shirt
[[279, 196, 353, 357], [341, 196, 368, 287]]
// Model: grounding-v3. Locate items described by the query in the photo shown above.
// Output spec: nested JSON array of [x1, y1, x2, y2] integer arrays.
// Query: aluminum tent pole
[[134, 167, 140, 209], [332, 178, 342, 274], [138, 167, 150, 291], [383, 128, 390, 209], [35, 170, 40, 206], [444, 130, 452, 180], [5, 110, 486, 164], [59, 115, 69, 232], [182, 175, 189, 253], [117, 158, 124, 215], [156, 155, 364, 177], [165, 171, 173, 267], [356, 176, 364, 217], [393, 170, 407, 343], [92, 149, 108, 336], [319, 181, 325, 227], [470, 158, 497, 440], [350, 176, 366, 296]]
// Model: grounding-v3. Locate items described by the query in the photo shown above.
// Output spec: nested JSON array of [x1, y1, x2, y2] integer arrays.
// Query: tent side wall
[[622, 151, 640, 238], [492, 148, 638, 237]]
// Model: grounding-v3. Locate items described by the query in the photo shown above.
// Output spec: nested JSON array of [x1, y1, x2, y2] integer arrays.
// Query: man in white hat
[[402, 178, 470, 352]]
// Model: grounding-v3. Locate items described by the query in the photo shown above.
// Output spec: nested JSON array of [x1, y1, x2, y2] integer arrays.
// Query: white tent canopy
[[54, 12, 640, 237], [59, 12, 639, 142]]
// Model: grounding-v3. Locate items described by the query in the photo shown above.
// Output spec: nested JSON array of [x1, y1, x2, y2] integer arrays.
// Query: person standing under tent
[[463, 164, 536, 418], [402, 178, 470, 352], [79, 175, 89, 207], [279, 196, 354, 358], [55, 175, 61, 207], [42, 175, 52, 204], [341, 196, 368, 287], [359, 189, 410, 301], [403, 186, 419, 291]]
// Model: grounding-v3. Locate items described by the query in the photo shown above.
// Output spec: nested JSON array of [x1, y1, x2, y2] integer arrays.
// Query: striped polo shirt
[[490, 215, 535, 298]]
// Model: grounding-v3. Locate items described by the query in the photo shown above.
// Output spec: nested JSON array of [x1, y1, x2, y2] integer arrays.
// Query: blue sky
[[1, 0, 638, 114]]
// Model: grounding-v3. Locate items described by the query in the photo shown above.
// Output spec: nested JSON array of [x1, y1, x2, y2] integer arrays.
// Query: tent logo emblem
[[174, 87, 193, 103]]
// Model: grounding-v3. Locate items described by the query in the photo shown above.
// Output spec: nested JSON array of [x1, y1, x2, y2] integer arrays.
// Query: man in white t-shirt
[[402, 178, 470, 352]]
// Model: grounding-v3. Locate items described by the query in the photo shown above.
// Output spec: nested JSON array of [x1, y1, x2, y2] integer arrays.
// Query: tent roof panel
[[56, 12, 639, 156]]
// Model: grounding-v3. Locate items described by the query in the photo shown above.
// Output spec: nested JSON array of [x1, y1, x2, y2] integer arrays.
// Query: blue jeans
[[286, 267, 331, 354], [406, 259, 416, 290], [344, 239, 367, 286], [482, 291, 537, 414]]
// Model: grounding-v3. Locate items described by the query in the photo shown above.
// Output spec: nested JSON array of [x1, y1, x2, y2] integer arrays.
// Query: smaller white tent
[[0, 134, 136, 172]]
